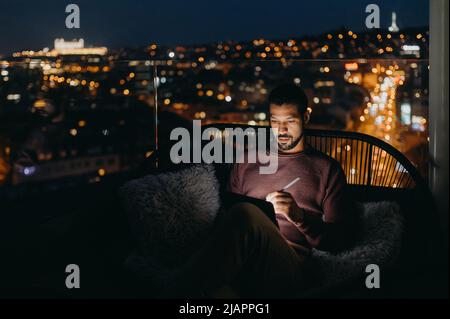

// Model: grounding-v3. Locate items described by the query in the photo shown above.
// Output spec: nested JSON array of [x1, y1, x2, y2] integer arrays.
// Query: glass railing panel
[[0, 57, 157, 198]]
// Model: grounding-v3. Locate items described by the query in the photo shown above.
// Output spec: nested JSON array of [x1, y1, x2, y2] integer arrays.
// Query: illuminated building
[[388, 12, 400, 33], [401, 45, 421, 58], [53, 38, 108, 56]]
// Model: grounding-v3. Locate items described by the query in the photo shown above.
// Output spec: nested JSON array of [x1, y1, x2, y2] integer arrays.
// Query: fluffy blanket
[[119, 166, 403, 296], [302, 201, 403, 296], [119, 165, 221, 267]]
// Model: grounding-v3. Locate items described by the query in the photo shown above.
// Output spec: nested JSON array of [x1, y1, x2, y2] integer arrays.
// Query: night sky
[[0, 0, 429, 55]]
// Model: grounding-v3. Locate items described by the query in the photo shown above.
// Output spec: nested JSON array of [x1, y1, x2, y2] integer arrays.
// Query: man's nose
[[279, 123, 288, 133]]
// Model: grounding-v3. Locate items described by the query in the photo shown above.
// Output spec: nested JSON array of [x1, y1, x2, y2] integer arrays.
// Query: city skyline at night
[[0, 0, 429, 56], [1, 24, 430, 189], [0, 1, 432, 188]]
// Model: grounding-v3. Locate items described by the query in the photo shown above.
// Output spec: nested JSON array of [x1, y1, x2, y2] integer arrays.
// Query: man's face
[[270, 103, 306, 152]]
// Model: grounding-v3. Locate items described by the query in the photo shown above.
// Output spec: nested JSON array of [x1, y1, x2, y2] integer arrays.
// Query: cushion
[[118, 164, 221, 271], [301, 201, 403, 296]]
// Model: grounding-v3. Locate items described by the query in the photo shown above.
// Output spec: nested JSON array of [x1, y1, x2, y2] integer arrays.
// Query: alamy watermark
[[170, 120, 279, 174], [365, 264, 380, 289], [65, 4, 80, 29], [65, 264, 80, 289], [365, 4, 380, 29]]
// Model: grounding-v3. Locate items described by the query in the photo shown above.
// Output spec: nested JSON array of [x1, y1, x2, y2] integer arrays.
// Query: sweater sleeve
[[293, 161, 356, 252]]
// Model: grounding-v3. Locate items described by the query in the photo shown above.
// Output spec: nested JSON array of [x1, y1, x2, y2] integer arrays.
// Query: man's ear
[[303, 111, 310, 125]]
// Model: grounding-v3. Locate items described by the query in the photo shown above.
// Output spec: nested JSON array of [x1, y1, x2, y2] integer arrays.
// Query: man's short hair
[[268, 83, 309, 114]]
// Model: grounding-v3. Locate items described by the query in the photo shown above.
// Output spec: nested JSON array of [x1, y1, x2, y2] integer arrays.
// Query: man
[[163, 84, 356, 298], [228, 83, 355, 253]]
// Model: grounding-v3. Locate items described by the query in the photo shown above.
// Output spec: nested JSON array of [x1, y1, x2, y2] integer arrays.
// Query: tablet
[[221, 191, 279, 228]]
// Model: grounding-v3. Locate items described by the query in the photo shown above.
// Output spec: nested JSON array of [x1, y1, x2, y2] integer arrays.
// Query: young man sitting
[[162, 84, 356, 298]]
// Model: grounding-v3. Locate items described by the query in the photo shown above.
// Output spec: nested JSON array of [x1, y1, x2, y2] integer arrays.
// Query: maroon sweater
[[227, 145, 355, 252]]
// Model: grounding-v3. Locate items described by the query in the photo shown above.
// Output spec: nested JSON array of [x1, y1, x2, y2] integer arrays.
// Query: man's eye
[[288, 120, 296, 123]]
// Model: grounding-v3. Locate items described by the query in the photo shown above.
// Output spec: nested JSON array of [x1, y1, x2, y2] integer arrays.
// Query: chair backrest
[[201, 123, 427, 190]]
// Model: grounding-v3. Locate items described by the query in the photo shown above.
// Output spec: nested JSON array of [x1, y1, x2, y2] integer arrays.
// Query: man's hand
[[265, 191, 304, 224]]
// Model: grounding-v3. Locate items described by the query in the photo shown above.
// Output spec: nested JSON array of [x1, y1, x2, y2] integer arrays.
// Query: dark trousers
[[164, 202, 310, 298]]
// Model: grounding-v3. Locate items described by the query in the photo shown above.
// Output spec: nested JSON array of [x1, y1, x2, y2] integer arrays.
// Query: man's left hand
[[265, 191, 304, 224]]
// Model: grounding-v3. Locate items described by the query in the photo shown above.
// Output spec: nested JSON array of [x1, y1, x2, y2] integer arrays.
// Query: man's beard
[[277, 134, 302, 151]]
